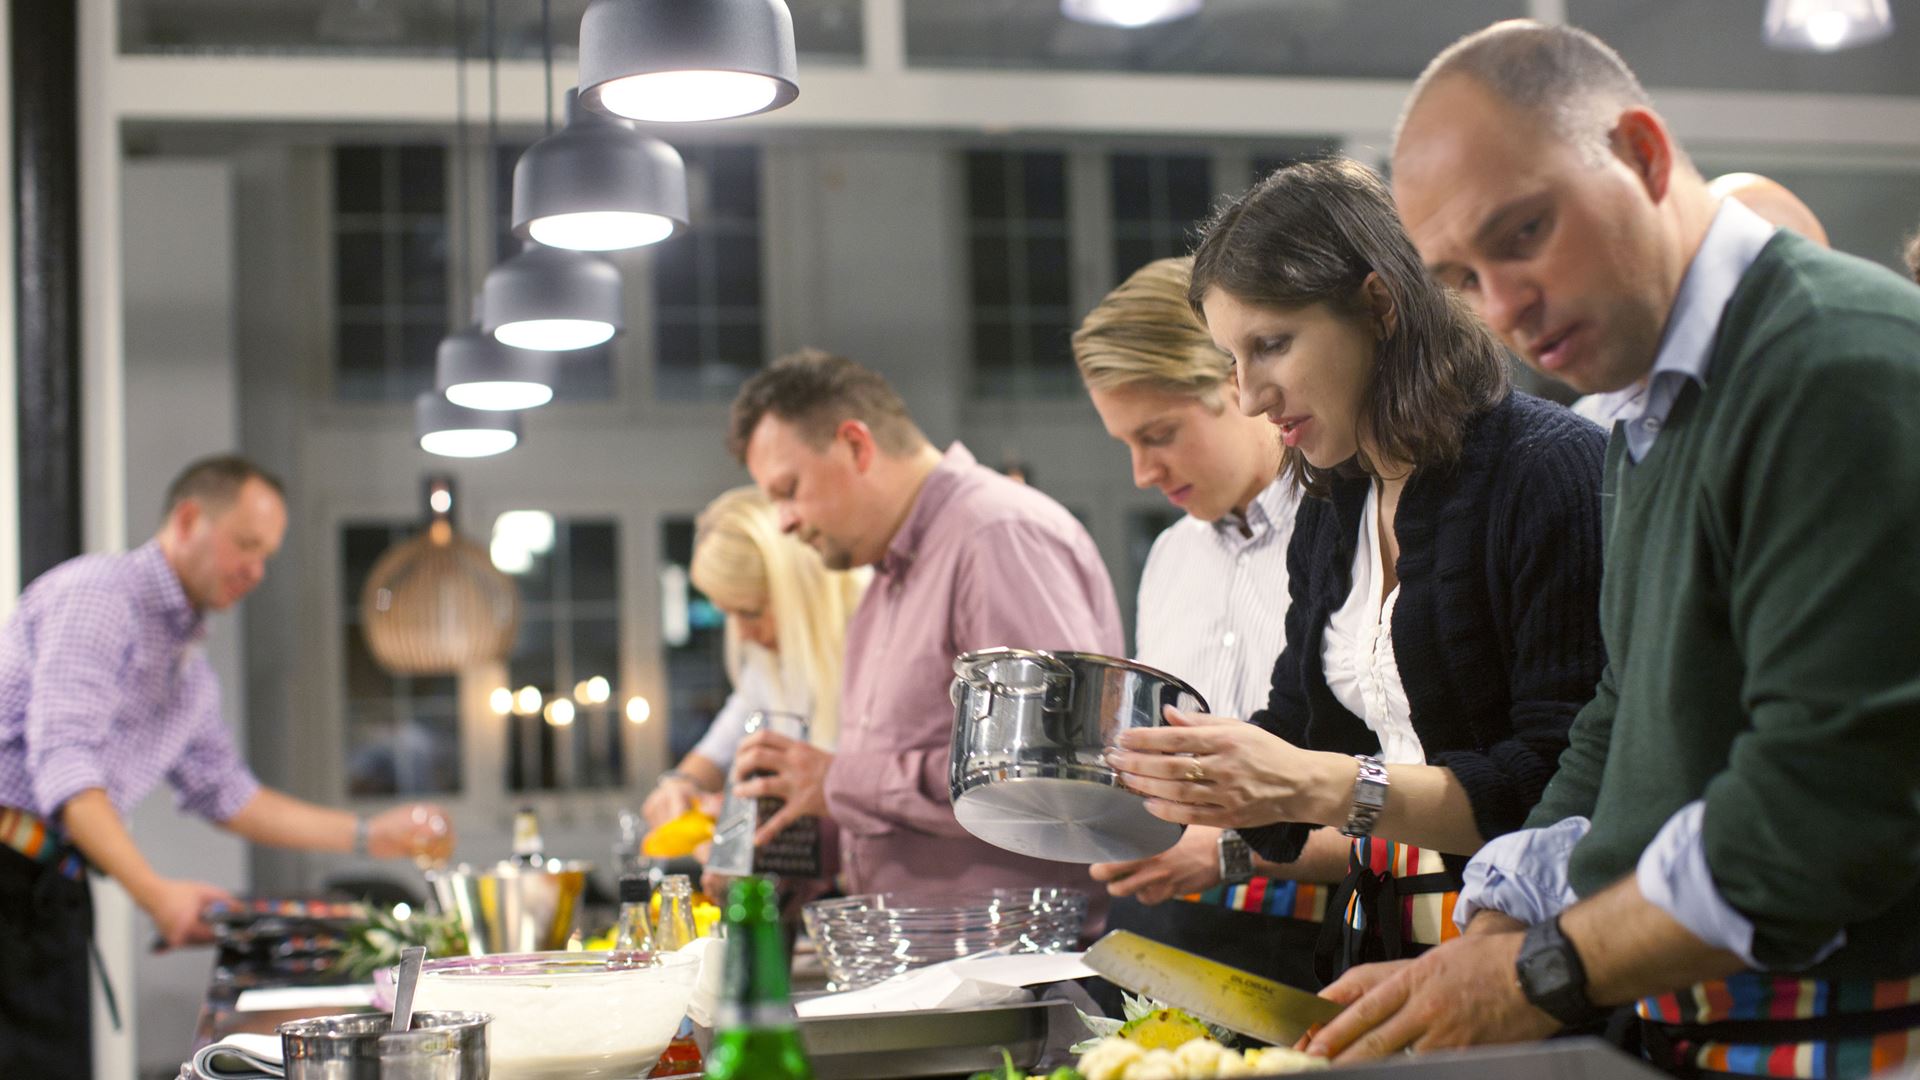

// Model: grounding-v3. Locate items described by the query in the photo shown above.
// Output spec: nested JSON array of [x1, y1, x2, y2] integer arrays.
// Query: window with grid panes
[[501, 517, 625, 792], [1110, 152, 1214, 281], [333, 145, 450, 401], [659, 518, 732, 763], [965, 149, 1077, 398], [492, 145, 617, 401], [341, 523, 461, 796], [651, 144, 766, 401]]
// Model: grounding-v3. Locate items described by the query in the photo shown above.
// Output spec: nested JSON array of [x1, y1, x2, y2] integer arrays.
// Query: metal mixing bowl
[[425, 859, 592, 956]]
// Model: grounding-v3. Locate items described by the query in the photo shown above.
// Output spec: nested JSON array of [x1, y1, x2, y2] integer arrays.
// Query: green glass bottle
[[702, 876, 814, 1080]]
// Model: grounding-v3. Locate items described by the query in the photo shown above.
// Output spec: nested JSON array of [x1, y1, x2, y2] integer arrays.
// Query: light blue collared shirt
[[1574, 198, 1778, 462], [1456, 199, 1845, 970]]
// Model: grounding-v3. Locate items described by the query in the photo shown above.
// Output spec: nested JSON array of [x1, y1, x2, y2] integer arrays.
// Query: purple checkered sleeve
[[25, 582, 139, 817], [165, 658, 259, 821], [0, 544, 262, 824]]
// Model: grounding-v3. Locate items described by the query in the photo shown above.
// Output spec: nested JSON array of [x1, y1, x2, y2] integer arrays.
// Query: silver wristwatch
[[1341, 755, 1391, 839], [1217, 830, 1254, 886]]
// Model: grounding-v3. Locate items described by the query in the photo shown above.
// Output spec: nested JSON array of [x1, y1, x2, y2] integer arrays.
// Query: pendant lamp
[[1061, 0, 1202, 28], [361, 476, 520, 675], [1764, 0, 1893, 51], [436, 326, 560, 410], [481, 244, 623, 351], [416, 392, 522, 457], [578, 0, 799, 123], [512, 88, 689, 251]]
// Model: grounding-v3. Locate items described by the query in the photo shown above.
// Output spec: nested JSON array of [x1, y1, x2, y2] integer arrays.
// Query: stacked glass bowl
[[801, 887, 1089, 990]]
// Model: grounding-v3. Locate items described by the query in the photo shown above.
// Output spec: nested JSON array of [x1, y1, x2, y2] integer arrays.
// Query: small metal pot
[[949, 648, 1208, 864], [279, 1010, 489, 1079]]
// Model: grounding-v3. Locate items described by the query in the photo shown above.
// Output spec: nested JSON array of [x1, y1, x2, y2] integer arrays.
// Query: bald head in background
[[1708, 172, 1829, 247]]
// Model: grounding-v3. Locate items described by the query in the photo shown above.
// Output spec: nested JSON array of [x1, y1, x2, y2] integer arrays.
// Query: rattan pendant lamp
[[361, 477, 520, 675]]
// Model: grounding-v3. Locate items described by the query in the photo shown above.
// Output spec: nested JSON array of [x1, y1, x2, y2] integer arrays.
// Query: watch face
[[1519, 948, 1572, 995]]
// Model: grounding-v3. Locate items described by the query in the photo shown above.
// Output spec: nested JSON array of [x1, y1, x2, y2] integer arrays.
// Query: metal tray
[[1306, 1039, 1667, 1080], [797, 998, 1073, 1079]]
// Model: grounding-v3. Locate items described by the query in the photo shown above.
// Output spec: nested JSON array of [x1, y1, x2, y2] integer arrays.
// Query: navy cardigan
[[1239, 391, 1608, 868]]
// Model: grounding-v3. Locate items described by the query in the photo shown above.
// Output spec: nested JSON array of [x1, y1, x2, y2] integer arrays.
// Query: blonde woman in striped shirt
[[1074, 256, 1347, 990]]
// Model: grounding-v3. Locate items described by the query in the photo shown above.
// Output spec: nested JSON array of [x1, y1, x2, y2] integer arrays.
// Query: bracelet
[[656, 769, 697, 788], [352, 814, 370, 856]]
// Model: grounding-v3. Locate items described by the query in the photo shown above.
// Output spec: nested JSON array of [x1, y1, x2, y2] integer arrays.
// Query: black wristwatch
[[1217, 830, 1254, 886], [1514, 916, 1608, 1027]]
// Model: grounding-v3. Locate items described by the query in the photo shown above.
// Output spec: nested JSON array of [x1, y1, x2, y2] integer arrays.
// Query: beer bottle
[[702, 876, 812, 1080]]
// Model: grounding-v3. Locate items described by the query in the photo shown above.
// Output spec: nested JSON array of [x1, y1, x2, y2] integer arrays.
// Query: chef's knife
[[1084, 930, 1343, 1047]]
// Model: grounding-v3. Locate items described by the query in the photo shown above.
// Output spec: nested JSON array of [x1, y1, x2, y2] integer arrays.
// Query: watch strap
[[1341, 755, 1390, 839], [1217, 830, 1254, 886], [1515, 915, 1607, 1027]]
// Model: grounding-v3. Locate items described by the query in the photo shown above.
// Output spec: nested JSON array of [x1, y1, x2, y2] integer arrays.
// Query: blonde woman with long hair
[[642, 486, 868, 827]]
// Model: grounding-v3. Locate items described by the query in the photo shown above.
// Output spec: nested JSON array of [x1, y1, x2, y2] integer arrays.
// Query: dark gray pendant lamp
[[483, 0, 626, 351], [578, 0, 799, 124], [512, 88, 689, 251], [428, 0, 551, 428], [482, 244, 623, 351], [437, 297, 561, 410], [416, 392, 522, 458]]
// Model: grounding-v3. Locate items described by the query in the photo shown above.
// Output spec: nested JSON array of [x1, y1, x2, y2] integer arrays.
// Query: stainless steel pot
[[949, 648, 1208, 864], [279, 1010, 489, 1079], [426, 859, 591, 956]]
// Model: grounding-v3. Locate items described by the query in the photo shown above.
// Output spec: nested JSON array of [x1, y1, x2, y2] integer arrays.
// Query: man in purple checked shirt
[[0, 455, 455, 1076], [721, 349, 1124, 915]]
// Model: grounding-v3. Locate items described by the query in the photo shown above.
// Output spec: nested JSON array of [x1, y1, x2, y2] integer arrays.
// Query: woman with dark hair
[[1106, 156, 1608, 981]]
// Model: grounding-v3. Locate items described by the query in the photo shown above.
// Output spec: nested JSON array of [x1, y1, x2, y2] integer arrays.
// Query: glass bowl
[[410, 950, 700, 1080], [802, 888, 1088, 990]]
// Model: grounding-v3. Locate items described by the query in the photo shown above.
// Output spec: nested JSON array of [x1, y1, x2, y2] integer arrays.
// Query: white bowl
[[411, 950, 701, 1080]]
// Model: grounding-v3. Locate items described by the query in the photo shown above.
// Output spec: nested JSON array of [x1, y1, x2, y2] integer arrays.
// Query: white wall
[[120, 158, 251, 1077]]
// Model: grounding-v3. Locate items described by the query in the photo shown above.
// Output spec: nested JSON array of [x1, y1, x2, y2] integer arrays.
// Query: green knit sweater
[[1527, 232, 1920, 980]]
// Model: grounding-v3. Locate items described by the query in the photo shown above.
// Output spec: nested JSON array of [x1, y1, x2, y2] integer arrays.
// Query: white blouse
[[1319, 484, 1426, 766]]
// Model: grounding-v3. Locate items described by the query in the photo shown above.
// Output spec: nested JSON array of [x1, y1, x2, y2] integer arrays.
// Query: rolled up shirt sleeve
[[1454, 815, 1588, 931], [1638, 800, 1843, 970], [165, 657, 261, 823], [25, 587, 139, 818]]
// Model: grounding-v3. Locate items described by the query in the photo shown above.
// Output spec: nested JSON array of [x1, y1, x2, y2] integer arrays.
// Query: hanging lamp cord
[[452, 0, 470, 306], [542, 0, 555, 136], [485, 0, 500, 262]]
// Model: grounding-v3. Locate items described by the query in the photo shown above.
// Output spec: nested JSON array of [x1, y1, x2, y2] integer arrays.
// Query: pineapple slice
[[1118, 1009, 1213, 1052]]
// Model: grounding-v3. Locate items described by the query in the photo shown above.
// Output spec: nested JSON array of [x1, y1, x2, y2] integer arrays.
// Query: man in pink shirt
[[727, 349, 1124, 905]]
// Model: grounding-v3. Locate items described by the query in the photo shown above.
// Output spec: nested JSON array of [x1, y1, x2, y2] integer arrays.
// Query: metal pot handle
[[954, 648, 1074, 687]]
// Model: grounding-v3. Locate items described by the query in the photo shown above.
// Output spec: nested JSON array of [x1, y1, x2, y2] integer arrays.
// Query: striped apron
[[1638, 973, 1920, 1078], [0, 806, 85, 881], [1315, 837, 1462, 983], [1186, 876, 1331, 923]]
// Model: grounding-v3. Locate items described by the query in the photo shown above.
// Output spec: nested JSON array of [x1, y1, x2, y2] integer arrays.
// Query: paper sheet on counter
[[794, 951, 1095, 1018], [233, 984, 377, 1012]]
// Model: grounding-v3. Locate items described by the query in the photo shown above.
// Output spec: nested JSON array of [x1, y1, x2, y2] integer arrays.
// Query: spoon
[[391, 946, 426, 1035]]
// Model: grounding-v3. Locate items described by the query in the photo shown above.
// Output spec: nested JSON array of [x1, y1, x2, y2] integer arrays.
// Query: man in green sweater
[[1304, 21, 1920, 1078]]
